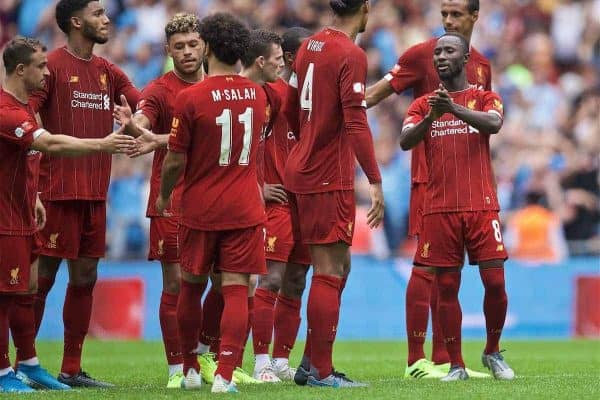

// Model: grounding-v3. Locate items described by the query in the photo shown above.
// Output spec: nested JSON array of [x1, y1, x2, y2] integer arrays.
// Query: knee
[[71, 266, 97, 286], [259, 272, 282, 293], [436, 272, 461, 298], [163, 279, 180, 294], [281, 271, 306, 299]]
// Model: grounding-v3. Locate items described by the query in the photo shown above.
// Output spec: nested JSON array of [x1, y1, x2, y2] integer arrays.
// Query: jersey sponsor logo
[[99, 73, 108, 91], [47, 232, 60, 249], [9, 267, 20, 285], [306, 39, 325, 52], [266, 236, 277, 252], [14, 127, 24, 138], [158, 239, 165, 256], [72, 91, 111, 110], [420, 242, 430, 258], [430, 119, 478, 137], [69, 75, 79, 83]]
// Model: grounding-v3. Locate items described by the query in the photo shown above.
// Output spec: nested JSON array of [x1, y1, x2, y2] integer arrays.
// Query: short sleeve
[[384, 44, 425, 94], [136, 84, 163, 129], [339, 48, 368, 109], [402, 97, 429, 131], [110, 62, 141, 107], [0, 107, 42, 149], [481, 91, 504, 120], [167, 92, 192, 153]]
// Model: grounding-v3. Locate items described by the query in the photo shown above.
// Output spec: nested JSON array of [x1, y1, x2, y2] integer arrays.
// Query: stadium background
[[0, 0, 598, 340]]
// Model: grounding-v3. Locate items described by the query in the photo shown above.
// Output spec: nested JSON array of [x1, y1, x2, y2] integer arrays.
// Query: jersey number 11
[[216, 107, 253, 166]]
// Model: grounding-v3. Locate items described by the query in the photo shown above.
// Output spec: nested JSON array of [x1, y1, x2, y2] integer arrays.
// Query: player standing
[[113, 13, 204, 389], [29, 0, 140, 387], [284, 0, 384, 388], [157, 13, 268, 393], [250, 27, 312, 383], [0, 37, 134, 392], [400, 33, 515, 381], [366, 0, 491, 378]]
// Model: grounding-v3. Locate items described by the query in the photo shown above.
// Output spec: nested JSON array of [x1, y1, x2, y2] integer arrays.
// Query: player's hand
[[155, 194, 172, 216], [113, 94, 133, 127], [129, 127, 158, 158], [263, 183, 288, 204], [367, 183, 384, 229], [103, 127, 137, 153], [35, 194, 46, 231], [427, 84, 454, 114]]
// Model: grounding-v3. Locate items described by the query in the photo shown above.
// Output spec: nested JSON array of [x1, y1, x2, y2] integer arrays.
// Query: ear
[[70, 15, 83, 31], [15, 63, 26, 77], [257, 55, 266, 69], [165, 43, 172, 58], [464, 50, 471, 65], [471, 10, 479, 23]]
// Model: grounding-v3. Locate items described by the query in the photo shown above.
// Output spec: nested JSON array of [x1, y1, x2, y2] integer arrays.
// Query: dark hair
[[240, 29, 282, 68], [165, 12, 201, 41], [55, 0, 96, 34], [2, 36, 46, 74], [329, 0, 365, 16], [438, 32, 470, 54], [467, 0, 480, 14], [200, 13, 250, 66], [282, 27, 312, 54]]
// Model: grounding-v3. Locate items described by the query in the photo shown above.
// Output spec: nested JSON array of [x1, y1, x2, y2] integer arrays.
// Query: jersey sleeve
[[110, 62, 141, 108], [402, 97, 429, 131], [481, 91, 504, 120], [136, 83, 163, 129], [484, 63, 493, 92], [339, 48, 368, 109], [167, 92, 192, 153], [0, 108, 43, 149], [384, 44, 424, 94]]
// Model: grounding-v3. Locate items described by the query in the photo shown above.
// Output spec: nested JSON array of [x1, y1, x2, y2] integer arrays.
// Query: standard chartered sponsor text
[[431, 119, 478, 137], [71, 91, 111, 110]]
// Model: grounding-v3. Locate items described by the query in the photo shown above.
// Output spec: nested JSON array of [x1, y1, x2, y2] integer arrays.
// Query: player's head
[[2, 37, 49, 91], [441, 0, 479, 39], [56, 0, 110, 44], [164, 13, 204, 76], [241, 30, 283, 83], [282, 27, 311, 66], [433, 33, 470, 81], [199, 13, 250, 67], [330, 0, 370, 33]]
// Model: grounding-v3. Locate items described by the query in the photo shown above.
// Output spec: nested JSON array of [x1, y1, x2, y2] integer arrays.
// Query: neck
[[66, 35, 95, 60], [240, 67, 265, 86], [173, 67, 204, 83], [206, 58, 238, 77], [331, 16, 361, 41], [2, 76, 29, 103], [443, 72, 468, 92]]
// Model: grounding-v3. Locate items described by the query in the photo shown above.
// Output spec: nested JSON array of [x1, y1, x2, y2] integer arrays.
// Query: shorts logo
[[496, 244, 504, 252], [266, 236, 277, 252], [47, 233, 60, 249], [347, 222, 354, 237], [9, 267, 19, 285], [158, 240, 165, 256], [420, 242, 430, 258]]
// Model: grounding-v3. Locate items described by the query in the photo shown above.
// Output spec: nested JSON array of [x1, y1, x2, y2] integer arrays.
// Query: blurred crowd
[[1, 0, 599, 261]]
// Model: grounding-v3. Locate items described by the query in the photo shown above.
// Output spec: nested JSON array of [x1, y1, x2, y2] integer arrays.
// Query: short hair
[[329, 0, 365, 16], [165, 12, 201, 41], [467, 0, 480, 14], [199, 13, 250, 66], [282, 27, 312, 54], [438, 32, 470, 55], [55, 0, 96, 34], [240, 29, 282, 68], [2, 36, 46, 74]]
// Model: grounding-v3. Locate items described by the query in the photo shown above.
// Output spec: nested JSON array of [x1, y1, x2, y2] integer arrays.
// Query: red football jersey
[[0, 88, 43, 235], [402, 88, 504, 214], [168, 75, 268, 231], [136, 71, 193, 217], [385, 38, 492, 184], [256, 83, 282, 188], [263, 78, 292, 187], [284, 28, 380, 194], [30, 47, 140, 201]]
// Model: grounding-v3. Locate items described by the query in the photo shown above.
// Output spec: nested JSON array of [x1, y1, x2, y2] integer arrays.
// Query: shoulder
[[142, 74, 170, 96]]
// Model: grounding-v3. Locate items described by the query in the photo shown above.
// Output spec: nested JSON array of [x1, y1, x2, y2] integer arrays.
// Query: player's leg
[[33, 256, 61, 334], [197, 272, 221, 384], [0, 293, 33, 393]]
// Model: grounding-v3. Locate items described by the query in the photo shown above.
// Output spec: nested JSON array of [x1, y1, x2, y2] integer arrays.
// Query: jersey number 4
[[300, 63, 314, 119], [216, 107, 253, 166]]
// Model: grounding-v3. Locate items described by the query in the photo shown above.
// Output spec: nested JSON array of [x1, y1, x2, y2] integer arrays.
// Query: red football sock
[[252, 288, 276, 355], [160, 291, 182, 366], [0, 295, 13, 369], [480, 267, 508, 355], [237, 296, 254, 367], [177, 280, 207, 375], [200, 287, 223, 353], [33, 276, 54, 335], [430, 274, 451, 364], [405, 268, 433, 366], [272, 293, 301, 359], [9, 294, 37, 363], [61, 284, 94, 375], [216, 285, 248, 382], [437, 271, 464, 368], [307, 274, 341, 379]]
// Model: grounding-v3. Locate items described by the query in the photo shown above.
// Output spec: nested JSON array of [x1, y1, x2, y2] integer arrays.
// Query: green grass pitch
[[15, 339, 600, 399]]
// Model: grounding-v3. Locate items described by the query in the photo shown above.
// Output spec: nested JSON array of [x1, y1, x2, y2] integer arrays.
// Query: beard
[[82, 22, 109, 44]]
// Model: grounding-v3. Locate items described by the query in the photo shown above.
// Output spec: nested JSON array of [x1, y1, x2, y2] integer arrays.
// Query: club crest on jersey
[[467, 99, 477, 110], [9, 267, 19, 285], [266, 236, 277, 252], [420, 242, 430, 258], [493, 99, 503, 112], [14, 127, 24, 138], [69, 75, 79, 83], [99, 73, 108, 90]]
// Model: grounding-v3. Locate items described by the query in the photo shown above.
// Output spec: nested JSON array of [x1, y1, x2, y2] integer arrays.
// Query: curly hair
[[55, 0, 96, 34], [165, 12, 202, 41], [200, 13, 250, 66], [240, 29, 282, 68], [2, 36, 46, 74]]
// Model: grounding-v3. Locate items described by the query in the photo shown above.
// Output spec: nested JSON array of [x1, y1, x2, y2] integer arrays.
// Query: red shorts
[[408, 182, 426, 237], [414, 211, 509, 267], [0, 235, 37, 293], [264, 205, 311, 265], [148, 216, 179, 263], [38, 200, 106, 259], [179, 224, 267, 276], [293, 190, 355, 246]]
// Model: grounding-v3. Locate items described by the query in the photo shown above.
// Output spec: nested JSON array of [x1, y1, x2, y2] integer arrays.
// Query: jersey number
[[300, 63, 314, 118], [492, 219, 503, 243], [216, 107, 253, 166]]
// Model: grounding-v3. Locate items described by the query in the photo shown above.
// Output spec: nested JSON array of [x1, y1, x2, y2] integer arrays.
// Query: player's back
[[285, 28, 365, 194], [171, 75, 267, 231]]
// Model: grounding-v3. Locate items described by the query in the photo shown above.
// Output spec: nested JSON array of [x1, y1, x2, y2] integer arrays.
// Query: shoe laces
[[332, 369, 353, 382]]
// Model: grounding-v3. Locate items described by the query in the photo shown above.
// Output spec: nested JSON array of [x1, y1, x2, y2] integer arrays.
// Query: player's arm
[[31, 127, 135, 156], [156, 150, 185, 214], [399, 98, 440, 150], [365, 79, 395, 108]]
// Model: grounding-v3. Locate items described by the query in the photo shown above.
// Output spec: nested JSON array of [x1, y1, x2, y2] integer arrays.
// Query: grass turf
[[14, 339, 600, 399]]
